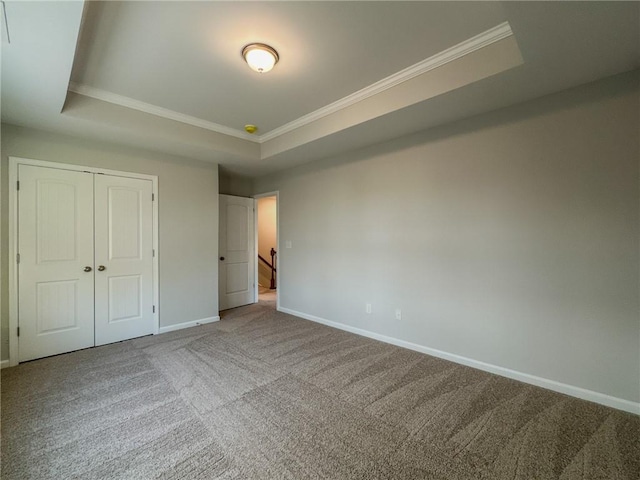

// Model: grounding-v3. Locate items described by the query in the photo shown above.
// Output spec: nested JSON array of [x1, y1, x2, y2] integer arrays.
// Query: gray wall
[[219, 168, 253, 197], [1, 124, 220, 360], [254, 71, 640, 403]]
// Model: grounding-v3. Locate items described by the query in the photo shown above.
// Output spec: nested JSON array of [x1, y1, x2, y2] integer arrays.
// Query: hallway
[[258, 285, 277, 309]]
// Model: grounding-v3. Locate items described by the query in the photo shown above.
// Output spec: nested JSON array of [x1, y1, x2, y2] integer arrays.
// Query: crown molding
[[68, 22, 513, 147], [67, 82, 259, 142], [260, 21, 514, 142]]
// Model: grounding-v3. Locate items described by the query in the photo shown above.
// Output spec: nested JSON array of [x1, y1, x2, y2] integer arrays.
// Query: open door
[[219, 194, 256, 310]]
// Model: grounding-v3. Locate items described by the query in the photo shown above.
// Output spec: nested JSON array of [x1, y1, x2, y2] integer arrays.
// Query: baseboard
[[278, 307, 640, 415], [158, 316, 220, 334], [0, 360, 9, 369]]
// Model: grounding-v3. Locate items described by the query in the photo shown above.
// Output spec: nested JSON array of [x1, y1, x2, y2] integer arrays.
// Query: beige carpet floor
[[2, 300, 638, 479], [258, 286, 277, 307]]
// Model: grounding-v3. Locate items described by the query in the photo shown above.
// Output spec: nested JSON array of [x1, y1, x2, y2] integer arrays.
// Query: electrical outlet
[[285, 240, 292, 249], [366, 303, 372, 314], [395, 308, 402, 320]]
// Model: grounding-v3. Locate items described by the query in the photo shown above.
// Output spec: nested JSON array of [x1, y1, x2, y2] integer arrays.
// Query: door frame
[[253, 191, 279, 310], [8, 156, 160, 367]]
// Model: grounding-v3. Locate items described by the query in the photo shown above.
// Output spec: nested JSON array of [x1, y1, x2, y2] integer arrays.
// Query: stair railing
[[258, 248, 277, 289]]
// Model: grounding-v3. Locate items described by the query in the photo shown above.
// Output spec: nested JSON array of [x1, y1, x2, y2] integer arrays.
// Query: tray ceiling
[[2, 1, 639, 176]]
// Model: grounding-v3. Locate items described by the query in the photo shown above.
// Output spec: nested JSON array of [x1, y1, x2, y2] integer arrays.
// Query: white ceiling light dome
[[242, 43, 279, 73]]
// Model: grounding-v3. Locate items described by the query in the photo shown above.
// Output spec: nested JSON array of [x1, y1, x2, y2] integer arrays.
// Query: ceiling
[[2, 1, 639, 177]]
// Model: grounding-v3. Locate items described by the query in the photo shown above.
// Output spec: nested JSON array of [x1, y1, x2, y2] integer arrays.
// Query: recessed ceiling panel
[[4, 1, 639, 177], [71, 1, 507, 133]]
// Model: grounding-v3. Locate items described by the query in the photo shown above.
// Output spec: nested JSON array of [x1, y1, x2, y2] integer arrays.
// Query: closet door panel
[[18, 165, 95, 361], [94, 175, 154, 345]]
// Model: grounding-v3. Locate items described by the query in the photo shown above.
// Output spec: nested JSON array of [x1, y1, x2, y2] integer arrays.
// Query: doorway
[[255, 193, 278, 309]]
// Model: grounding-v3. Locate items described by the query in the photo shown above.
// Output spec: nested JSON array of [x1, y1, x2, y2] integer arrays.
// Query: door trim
[[8, 156, 160, 366], [253, 191, 279, 311]]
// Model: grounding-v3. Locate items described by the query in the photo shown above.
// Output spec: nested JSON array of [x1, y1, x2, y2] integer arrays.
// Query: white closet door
[[94, 174, 154, 345], [219, 194, 255, 310], [18, 165, 95, 362]]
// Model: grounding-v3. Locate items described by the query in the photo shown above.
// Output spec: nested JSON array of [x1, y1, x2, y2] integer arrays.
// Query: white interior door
[[94, 174, 155, 345], [18, 165, 95, 362], [219, 194, 255, 310]]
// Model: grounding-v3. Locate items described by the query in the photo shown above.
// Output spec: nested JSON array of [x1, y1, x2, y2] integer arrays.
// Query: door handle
[[220, 256, 225, 261], [84, 266, 92, 272], [98, 265, 106, 271]]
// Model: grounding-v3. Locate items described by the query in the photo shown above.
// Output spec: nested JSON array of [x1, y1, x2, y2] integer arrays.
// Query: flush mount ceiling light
[[242, 43, 279, 73]]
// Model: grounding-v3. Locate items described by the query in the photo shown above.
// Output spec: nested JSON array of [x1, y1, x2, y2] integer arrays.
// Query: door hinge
[[153, 305, 156, 313], [16, 180, 19, 191], [152, 249, 155, 257], [152, 193, 155, 201], [16, 253, 20, 264], [17, 327, 20, 337]]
